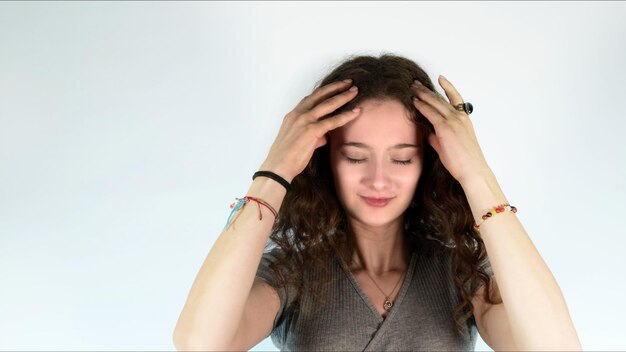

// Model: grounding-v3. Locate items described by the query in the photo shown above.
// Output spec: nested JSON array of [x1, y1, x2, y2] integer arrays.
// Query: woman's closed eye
[[345, 156, 413, 165]]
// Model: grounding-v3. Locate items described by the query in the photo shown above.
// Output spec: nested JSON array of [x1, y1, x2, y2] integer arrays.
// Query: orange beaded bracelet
[[473, 204, 517, 231]]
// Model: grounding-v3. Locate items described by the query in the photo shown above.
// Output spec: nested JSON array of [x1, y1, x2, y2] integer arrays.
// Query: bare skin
[[173, 79, 363, 350], [328, 98, 424, 276], [327, 98, 425, 318]]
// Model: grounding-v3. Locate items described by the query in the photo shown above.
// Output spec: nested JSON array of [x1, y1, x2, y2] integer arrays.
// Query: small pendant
[[383, 299, 393, 311]]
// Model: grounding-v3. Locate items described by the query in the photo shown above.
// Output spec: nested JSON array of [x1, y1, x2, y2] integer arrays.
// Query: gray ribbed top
[[255, 243, 493, 351]]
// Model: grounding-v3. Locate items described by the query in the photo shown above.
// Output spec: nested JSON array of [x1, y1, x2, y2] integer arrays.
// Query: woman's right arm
[[172, 175, 287, 351], [172, 79, 361, 351]]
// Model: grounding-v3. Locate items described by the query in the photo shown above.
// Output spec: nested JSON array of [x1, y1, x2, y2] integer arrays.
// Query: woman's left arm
[[411, 75, 582, 350], [461, 170, 582, 351]]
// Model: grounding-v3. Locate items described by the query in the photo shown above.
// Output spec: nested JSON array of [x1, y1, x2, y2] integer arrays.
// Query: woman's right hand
[[259, 79, 361, 183]]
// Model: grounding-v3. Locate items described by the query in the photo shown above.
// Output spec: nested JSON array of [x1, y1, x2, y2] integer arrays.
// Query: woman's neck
[[345, 222, 413, 275]]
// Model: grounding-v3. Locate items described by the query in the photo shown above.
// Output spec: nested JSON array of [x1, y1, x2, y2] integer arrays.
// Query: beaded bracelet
[[222, 196, 278, 231], [473, 204, 517, 231]]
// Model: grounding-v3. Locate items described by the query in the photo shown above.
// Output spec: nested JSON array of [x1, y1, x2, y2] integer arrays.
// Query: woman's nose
[[366, 159, 391, 190]]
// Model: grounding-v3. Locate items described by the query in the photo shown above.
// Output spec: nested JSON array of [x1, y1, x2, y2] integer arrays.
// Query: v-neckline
[[337, 249, 419, 323]]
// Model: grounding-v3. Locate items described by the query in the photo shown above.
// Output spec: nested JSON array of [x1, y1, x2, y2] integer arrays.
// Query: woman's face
[[329, 98, 425, 229]]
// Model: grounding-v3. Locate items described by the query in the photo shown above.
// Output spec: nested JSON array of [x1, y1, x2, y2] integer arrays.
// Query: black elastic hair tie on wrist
[[253, 171, 291, 192]]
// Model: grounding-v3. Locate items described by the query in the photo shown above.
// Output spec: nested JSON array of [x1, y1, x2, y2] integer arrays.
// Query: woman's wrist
[[258, 160, 295, 184], [246, 175, 288, 213], [460, 171, 509, 223]]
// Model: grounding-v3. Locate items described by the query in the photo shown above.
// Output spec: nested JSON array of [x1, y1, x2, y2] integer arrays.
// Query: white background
[[1, 2, 624, 350]]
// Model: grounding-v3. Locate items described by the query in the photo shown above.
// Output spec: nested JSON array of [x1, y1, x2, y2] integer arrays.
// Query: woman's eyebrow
[[341, 142, 420, 149]]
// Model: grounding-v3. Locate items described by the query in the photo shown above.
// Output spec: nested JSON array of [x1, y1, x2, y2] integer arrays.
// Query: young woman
[[173, 54, 582, 351]]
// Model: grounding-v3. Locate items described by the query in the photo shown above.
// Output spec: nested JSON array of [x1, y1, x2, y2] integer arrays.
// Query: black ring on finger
[[453, 102, 473, 115]]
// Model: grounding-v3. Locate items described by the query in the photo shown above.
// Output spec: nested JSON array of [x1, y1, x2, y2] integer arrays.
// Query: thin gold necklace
[[358, 260, 408, 312]]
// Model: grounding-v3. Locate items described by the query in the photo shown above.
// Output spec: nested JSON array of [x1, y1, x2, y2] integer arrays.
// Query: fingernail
[[349, 85, 358, 91], [413, 79, 422, 86], [343, 79, 353, 83]]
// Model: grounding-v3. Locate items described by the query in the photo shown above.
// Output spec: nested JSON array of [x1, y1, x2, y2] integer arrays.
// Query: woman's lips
[[360, 196, 393, 207]]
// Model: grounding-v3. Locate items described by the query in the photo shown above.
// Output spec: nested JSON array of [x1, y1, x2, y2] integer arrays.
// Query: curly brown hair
[[264, 52, 502, 340]]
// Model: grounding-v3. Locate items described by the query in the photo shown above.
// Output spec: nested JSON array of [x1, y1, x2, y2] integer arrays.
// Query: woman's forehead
[[331, 99, 421, 144]]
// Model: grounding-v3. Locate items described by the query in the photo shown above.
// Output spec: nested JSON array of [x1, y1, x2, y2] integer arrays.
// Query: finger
[[316, 107, 361, 134], [427, 132, 441, 154], [412, 97, 446, 126], [307, 85, 359, 120], [412, 81, 456, 118], [438, 75, 464, 107], [314, 134, 328, 149], [294, 79, 353, 114]]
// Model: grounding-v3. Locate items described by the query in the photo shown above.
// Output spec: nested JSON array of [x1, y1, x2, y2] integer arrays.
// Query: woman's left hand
[[411, 75, 492, 186]]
